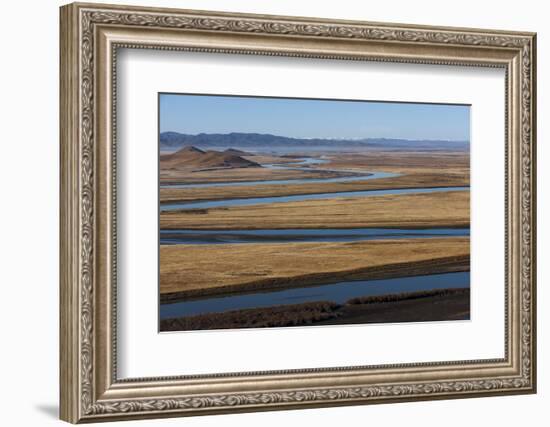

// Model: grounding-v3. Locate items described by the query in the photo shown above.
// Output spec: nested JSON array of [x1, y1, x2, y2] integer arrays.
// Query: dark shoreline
[[160, 255, 470, 304], [160, 288, 470, 332]]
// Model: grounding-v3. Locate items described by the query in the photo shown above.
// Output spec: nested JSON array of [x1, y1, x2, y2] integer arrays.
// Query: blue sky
[[160, 93, 470, 141]]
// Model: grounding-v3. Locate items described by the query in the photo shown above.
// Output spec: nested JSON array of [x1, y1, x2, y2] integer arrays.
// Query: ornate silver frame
[[60, 2, 536, 423]]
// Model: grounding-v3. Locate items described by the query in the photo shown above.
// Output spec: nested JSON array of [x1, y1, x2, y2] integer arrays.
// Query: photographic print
[[158, 94, 471, 332]]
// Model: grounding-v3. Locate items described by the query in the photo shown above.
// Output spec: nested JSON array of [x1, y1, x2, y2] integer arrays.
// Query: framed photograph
[[60, 2, 536, 423]]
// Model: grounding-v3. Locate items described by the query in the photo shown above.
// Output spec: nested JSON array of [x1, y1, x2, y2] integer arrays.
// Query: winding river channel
[[161, 185, 469, 211], [160, 155, 470, 320]]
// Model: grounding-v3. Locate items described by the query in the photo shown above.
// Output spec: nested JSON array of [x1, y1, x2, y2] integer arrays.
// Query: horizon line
[[160, 130, 470, 143]]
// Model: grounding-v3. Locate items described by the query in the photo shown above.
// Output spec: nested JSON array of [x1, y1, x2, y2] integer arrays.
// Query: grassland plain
[[160, 237, 470, 301], [317, 151, 470, 174], [160, 172, 468, 204], [160, 190, 469, 230]]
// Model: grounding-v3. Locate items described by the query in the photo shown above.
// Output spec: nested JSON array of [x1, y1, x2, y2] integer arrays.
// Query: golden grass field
[[160, 171, 468, 204], [161, 190, 469, 230], [319, 151, 470, 175], [160, 237, 469, 300]]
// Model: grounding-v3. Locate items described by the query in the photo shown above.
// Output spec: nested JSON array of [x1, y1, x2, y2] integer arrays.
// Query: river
[[161, 185, 469, 211], [160, 272, 469, 320]]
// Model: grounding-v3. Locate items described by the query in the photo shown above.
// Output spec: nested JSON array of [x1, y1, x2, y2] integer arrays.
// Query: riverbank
[[160, 288, 470, 331], [160, 237, 469, 301], [160, 190, 469, 230]]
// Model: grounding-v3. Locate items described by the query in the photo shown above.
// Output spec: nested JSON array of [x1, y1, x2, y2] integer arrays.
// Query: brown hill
[[161, 146, 260, 169]]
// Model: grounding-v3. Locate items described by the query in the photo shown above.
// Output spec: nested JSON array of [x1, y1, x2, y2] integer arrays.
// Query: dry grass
[[160, 237, 469, 297], [160, 172, 468, 203], [319, 151, 470, 174], [160, 301, 341, 331], [160, 190, 469, 230], [160, 164, 349, 184], [346, 287, 468, 304]]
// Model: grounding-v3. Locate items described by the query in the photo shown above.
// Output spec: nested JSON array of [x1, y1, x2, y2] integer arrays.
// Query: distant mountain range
[[160, 132, 470, 151]]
